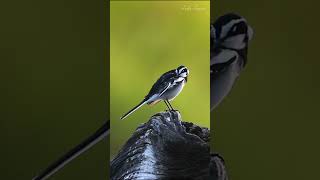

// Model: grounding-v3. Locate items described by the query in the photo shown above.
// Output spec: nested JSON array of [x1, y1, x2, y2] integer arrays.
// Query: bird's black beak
[[185, 76, 188, 82]]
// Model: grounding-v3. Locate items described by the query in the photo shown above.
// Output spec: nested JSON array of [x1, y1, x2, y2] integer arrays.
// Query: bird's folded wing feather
[[159, 82, 171, 97], [146, 70, 176, 98]]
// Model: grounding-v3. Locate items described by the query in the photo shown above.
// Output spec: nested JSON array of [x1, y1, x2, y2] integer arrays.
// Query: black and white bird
[[211, 13, 253, 110], [121, 65, 189, 120]]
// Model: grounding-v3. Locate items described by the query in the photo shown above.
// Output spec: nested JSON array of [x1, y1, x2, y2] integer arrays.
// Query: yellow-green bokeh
[[110, 1, 210, 157]]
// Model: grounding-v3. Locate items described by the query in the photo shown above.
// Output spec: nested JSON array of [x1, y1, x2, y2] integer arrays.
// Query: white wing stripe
[[159, 82, 171, 97]]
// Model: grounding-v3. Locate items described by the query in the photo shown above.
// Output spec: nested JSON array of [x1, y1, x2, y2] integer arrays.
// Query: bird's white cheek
[[211, 49, 238, 65], [222, 34, 246, 50], [175, 77, 185, 82], [180, 72, 187, 78]]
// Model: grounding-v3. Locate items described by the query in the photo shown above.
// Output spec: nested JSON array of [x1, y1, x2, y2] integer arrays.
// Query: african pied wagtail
[[121, 65, 189, 120], [211, 13, 253, 110]]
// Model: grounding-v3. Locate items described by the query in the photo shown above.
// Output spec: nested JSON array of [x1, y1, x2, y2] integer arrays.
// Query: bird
[[120, 65, 189, 120], [211, 13, 253, 110]]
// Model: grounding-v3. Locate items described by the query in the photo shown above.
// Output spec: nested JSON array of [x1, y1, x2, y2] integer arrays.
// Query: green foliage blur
[[110, 1, 210, 158]]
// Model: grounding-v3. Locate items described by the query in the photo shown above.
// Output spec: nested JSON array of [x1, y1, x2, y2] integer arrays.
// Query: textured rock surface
[[111, 111, 227, 180]]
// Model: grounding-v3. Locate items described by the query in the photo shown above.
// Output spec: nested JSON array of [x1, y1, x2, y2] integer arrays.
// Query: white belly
[[161, 80, 185, 101]]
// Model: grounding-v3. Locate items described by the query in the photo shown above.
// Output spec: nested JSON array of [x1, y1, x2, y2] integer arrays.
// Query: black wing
[[145, 69, 176, 99]]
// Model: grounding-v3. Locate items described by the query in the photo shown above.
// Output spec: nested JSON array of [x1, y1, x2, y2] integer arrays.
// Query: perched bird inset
[[121, 65, 189, 120], [211, 13, 253, 110]]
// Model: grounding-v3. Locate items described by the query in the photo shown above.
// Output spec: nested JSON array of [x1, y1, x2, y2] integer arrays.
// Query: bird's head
[[211, 13, 253, 110], [176, 65, 189, 81], [212, 13, 253, 53]]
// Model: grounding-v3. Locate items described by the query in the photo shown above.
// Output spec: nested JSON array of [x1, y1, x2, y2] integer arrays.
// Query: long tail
[[32, 120, 110, 180], [120, 99, 148, 120]]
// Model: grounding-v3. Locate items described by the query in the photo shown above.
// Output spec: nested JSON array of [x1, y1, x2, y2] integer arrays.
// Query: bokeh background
[[110, 1, 210, 158], [212, 1, 320, 180], [2, 0, 320, 179], [0, 0, 108, 179]]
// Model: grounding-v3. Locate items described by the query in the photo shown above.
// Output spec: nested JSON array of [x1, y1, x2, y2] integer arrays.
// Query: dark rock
[[111, 111, 227, 180], [210, 153, 228, 180]]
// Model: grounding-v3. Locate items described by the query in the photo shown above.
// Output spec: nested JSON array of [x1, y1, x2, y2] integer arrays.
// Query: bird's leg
[[164, 100, 171, 111], [166, 100, 175, 111]]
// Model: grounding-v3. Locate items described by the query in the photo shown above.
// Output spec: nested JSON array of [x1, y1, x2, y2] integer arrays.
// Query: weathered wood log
[[111, 111, 227, 180]]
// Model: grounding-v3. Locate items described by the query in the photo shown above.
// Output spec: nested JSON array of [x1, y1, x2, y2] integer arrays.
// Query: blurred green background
[[212, 1, 320, 179], [0, 0, 108, 179], [2, 0, 320, 179], [110, 1, 210, 158]]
